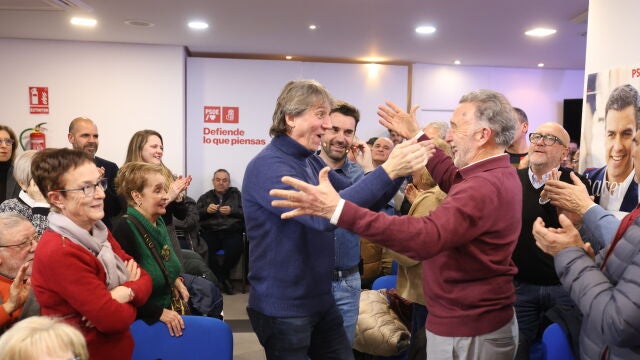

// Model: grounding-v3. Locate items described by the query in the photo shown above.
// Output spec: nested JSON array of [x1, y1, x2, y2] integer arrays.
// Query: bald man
[[68, 117, 121, 229], [511, 122, 590, 359]]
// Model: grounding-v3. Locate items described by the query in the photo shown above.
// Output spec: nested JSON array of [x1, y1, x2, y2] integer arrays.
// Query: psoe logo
[[204, 106, 221, 123], [223, 107, 239, 123]]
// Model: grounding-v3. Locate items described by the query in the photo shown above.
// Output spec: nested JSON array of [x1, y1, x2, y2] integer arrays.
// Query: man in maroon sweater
[[271, 89, 522, 359]]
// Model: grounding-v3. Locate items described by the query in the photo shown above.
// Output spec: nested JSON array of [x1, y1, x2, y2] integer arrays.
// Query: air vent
[[0, 0, 93, 11]]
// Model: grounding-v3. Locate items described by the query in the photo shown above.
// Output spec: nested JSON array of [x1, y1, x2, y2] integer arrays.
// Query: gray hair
[[12, 150, 38, 188], [0, 213, 30, 245], [269, 80, 335, 137], [424, 121, 449, 139], [459, 89, 517, 148], [605, 84, 640, 129]]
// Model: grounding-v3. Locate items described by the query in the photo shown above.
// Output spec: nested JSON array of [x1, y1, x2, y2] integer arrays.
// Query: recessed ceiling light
[[525, 28, 557, 37], [285, 56, 293, 60], [188, 21, 209, 30], [453, 60, 461, 65], [70, 17, 97, 27], [309, 24, 317, 30], [124, 19, 154, 28], [537, 63, 545, 67], [415, 26, 436, 34]]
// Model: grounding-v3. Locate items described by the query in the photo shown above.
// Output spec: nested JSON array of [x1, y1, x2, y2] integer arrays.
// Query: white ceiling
[[0, 0, 589, 69]]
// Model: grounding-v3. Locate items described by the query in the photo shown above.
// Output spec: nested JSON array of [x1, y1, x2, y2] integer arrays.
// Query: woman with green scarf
[[112, 162, 189, 337]]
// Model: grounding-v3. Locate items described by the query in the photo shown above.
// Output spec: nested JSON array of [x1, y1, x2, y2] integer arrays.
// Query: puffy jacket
[[354, 289, 410, 356], [555, 206, 640, 359]]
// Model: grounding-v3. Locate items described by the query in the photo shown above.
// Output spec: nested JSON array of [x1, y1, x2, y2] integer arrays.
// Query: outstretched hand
[[381, 139, 433, 180], [270, 167, 341, 220], [378, 101, 420, 139]]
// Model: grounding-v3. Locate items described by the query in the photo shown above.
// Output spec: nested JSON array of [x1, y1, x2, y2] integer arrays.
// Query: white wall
[[412, 64, 585, 139], [0, 39, 186, 173], [186, 58, 409, 196]]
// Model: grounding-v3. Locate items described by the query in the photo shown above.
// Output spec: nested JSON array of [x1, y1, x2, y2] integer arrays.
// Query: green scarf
[[126, 207, 183, 308]]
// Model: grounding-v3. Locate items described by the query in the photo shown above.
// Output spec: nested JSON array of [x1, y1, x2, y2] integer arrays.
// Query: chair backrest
[[131, 315, 233, 360], [372, 275, 398, 290], [542, 323, 576, 360]]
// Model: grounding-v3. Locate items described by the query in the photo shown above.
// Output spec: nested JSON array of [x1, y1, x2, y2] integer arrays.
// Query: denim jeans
[[247, 304, 354, 360], [514, 280, 575, 360], [331, 271, 361, 345]]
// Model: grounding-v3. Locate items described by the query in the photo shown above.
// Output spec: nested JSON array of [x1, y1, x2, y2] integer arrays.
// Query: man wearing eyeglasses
[[0, 213, 39, 333], [67, 117, 121, 229], [512, 123, 590, 359]]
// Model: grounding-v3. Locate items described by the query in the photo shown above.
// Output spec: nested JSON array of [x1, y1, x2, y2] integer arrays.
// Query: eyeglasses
[[0, 233, 38, 250], [529, 133, 565, 146], [0, 138, 15, 146], [56, 178, 108, 197]]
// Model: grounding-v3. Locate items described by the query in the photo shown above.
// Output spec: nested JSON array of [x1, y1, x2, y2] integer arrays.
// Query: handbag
[[124, 215, 190, 315]]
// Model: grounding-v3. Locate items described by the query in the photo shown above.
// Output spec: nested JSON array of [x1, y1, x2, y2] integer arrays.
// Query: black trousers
[[200, 229, 243, 280]]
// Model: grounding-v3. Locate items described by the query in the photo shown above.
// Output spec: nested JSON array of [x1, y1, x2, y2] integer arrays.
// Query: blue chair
[[542, 323, 576, 360], [372, 274, 398, 290], [131, 315, 233, 360], [391, 260, 398, 275]]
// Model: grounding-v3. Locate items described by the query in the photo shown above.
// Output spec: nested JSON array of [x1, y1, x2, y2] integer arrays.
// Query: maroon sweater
[[338, 146, 521, 337]]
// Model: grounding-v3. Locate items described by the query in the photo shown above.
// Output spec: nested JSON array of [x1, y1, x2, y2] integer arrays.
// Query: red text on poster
[[222, 107, 239, 123], [204, 106, 221, 123], [29, 87, 49, 114]]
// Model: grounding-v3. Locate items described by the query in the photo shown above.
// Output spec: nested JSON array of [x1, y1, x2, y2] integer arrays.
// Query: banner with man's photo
[[580, 65, 640, 218]]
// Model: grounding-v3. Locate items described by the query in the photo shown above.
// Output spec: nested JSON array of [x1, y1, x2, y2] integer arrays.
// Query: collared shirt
[[600, 168, 635, 214], [528, 168, 557, 189]]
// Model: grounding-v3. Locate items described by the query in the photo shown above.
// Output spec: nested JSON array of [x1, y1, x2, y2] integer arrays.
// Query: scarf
[[47, 212, 129, 289]]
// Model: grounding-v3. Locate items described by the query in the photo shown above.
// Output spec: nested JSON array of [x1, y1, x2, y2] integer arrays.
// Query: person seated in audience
[[197, 169, 244, 295], [0, 213, 39, 333], [532, 126, 640, 358], [0, 125, 20, 203], [388, 137, 451, 360], [124, 130, 192, 258], [30, 148, 152, 360], [112, 161, 190, 337], [0, 151, 49, 236], [0, 316, 89, 360]]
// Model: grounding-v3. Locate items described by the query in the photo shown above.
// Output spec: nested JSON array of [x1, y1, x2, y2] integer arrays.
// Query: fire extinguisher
[[19, 122, 47, 151]]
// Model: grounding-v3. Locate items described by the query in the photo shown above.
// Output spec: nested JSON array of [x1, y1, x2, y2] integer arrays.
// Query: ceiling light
[[70, 17, 97, 27], [453, 60, 461, 65], [525, 28, 556, 37], [285, 56, 293, 60], [415, 26, 436, 34], [188, 21, 209, 30], [309, 25, 317, 30], [537, 63, 545, 68]]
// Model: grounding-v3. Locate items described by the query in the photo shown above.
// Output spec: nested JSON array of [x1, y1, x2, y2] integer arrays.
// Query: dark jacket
[[196, 187, 244, 232], [583, 165, 638, 212], [95, 156, 122, 229]]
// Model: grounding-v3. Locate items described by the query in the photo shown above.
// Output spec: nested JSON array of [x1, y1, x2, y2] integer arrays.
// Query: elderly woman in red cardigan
[[30, 148, 152, 360]]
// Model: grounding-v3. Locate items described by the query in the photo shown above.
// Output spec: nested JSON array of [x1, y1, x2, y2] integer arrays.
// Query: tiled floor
[[223, 282, 266, 359]]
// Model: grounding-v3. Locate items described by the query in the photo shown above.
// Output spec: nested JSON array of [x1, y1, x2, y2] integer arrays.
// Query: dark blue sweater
[[242, 135, 400, 317]]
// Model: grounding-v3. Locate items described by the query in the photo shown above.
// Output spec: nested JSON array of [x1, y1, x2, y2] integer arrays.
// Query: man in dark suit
[[68, 117, 121, 229], [583, 84, 640, 215]]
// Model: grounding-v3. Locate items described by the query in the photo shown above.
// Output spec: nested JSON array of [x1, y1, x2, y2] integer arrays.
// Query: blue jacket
[[331, 158, 364, 270], [242, 135, 401, 317], [583, 166, 638, 212]]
